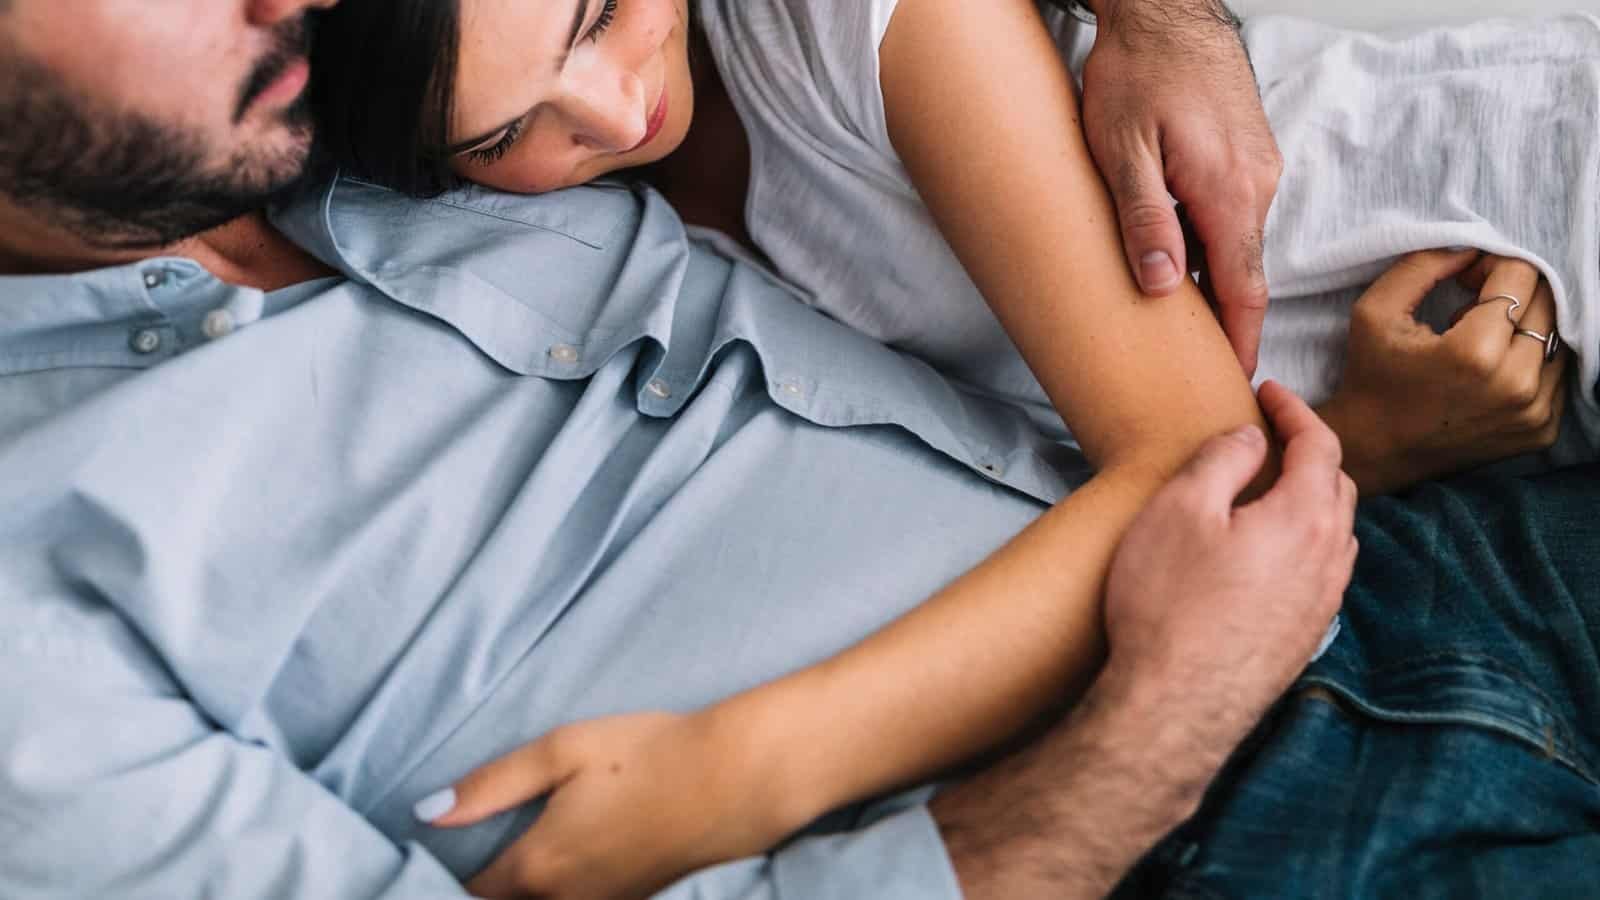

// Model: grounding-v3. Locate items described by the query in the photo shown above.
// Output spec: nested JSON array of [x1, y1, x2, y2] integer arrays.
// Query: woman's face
[[448, 0, 693, 194]]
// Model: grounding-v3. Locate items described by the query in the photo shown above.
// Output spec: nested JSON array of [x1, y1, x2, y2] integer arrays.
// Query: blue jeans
[[1114, 465, 1600, 899]]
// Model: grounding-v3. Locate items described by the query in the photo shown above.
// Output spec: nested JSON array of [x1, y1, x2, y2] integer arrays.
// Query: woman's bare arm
[[882, 0, 1267, 472], [435, 1, 1278, 891], [725, 0, 1273, 822]]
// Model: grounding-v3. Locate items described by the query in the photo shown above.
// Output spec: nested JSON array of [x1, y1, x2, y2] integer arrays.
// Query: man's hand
[[1319, 250, 1570, 495], [935, 383, 1357, 900], [1101, 381, 1357, 739], [1080, 0, 1281, 375]]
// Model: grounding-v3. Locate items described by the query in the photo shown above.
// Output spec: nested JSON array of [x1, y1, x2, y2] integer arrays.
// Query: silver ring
[[1514, 327, 1562, 363], [1479, 293, 1523, 325]]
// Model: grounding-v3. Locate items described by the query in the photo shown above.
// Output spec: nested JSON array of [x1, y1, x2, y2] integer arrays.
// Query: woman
[[308, 1, 1575, 896]]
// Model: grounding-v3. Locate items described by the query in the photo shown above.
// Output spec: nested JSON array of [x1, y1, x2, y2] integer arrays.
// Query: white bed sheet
[[1233, 0, 1600, 30]]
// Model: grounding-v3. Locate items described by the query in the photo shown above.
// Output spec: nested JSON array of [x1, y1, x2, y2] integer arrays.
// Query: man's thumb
[[1114, 158, 1188, 295], [1175, 425, 1269, 509]]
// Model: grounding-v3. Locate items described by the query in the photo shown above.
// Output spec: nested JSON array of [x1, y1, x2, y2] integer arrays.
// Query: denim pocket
[[1299, 651, 1597, 786]]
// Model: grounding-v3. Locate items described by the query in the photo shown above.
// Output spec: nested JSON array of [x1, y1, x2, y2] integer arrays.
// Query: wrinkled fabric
[[1252, 14, 1600, 463], [1116, 463, 1600, 899], [0, 176, 1075, 899], [702, 5, 1600, 463]]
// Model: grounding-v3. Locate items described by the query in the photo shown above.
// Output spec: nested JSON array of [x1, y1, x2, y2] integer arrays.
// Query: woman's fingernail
[[1140, 251, 1180, 290], [414, 788, 457, 823]]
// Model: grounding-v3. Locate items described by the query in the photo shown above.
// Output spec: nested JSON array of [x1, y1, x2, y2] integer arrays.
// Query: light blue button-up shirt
[[0, 177, 1090, 898]]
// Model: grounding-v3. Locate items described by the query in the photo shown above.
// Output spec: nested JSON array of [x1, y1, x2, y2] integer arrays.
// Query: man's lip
[[629, 87, 669, 153], [246, 57, 311, 116]]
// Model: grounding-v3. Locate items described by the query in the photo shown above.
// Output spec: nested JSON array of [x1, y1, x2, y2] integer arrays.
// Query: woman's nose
[[565, 73, 649, 154]]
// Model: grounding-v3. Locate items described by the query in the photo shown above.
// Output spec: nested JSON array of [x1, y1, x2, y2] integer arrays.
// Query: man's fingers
[[1170, 423, 1270, 513], [1201, 224, 1269, 376], [1190, 199, 1273, 374], [1362, 249, 1482, 321], [416, 731, 576, 828], [1111, 153, 1188, 295], [1257, 380, 1343, 494]]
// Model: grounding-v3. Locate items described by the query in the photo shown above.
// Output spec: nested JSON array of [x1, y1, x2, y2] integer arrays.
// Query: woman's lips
[[630, 86, 670, 153]]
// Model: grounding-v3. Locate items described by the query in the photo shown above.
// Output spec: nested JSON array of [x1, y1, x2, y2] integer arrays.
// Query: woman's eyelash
[[463, 0, 618, 166], [586, 0, 619, 43], [465, 117, 526, 166]]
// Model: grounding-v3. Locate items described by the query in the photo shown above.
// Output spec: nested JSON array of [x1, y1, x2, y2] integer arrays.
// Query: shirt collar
[[270, 173, 690, 383]]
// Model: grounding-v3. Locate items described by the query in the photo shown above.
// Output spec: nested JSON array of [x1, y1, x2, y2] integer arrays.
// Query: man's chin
[[65, 148, 315, 250]]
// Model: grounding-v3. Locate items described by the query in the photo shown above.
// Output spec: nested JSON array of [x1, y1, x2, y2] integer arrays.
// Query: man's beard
[[0, 20, 315, 249]]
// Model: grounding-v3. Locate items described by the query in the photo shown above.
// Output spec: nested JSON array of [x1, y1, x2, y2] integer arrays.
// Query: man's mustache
[[233, 18, 312, 125]]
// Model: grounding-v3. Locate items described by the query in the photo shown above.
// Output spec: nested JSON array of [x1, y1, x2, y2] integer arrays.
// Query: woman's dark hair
[[310, 0, 464, 197]]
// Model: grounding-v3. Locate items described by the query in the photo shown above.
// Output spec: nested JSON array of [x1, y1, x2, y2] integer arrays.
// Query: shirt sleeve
[[708, 0, 903, 154], [655, 788, 966, 900], [811, 0, 902, 153], [0, 608, 468, 900]]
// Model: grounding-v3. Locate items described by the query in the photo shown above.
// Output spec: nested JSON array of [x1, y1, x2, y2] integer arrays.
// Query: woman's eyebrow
[[447, 0, 594, 155]]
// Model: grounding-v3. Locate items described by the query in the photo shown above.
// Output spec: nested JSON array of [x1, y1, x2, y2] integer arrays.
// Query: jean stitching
[[1311, 650, 1589, 765], [1295, 675, 1599, 786]]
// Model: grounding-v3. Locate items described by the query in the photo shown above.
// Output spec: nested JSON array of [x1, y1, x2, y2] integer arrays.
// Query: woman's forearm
[[880, 0, 1270, 477], [708, 458, 1167, 833], [705, 0, 1273, 837]]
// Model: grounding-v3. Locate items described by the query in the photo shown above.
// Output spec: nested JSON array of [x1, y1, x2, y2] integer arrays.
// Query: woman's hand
[[417, 711, 785, 900], [1319, 249, 1570, 495]]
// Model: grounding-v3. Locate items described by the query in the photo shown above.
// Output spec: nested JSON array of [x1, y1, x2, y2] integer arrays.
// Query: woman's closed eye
[[460, 0, 623, 168], [464, 116, 527, 167], [587, 0, 619, 43]]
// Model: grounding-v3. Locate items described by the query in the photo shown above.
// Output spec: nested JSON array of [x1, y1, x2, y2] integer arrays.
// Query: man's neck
[[169, 212, 339, 292], [0, 204, 336, 292]]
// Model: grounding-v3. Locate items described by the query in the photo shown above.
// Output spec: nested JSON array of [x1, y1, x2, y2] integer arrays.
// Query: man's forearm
[[931, 669, 1238, 900], [1080, 0, 1242, 33]]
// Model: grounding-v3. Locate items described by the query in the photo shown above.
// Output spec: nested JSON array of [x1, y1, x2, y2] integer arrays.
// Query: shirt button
[[128, 328, 163, 355], [142, 271, 167, 290], [549, 344, 579, 364], [201, 309, 236, 340], [646, 379, 672, 399], [781, 381, 803, 397]]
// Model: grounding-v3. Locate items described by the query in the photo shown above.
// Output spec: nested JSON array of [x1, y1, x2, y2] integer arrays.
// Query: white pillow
[[1231, 0, 1600, 30]]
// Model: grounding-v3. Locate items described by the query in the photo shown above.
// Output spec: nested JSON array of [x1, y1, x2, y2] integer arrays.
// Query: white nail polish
[[414, 788, 457, 823]]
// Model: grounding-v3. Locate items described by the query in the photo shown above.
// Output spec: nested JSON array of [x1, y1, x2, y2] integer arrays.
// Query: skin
[[0, 2, 1569, 897], [0, 0, 338, 287], [1080, 0, 1282, 374], [447, 0, 695, 194], [936, 382, 1357, 899], [420, 2, 1570, 899], [442, 0, 1281, 374]]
